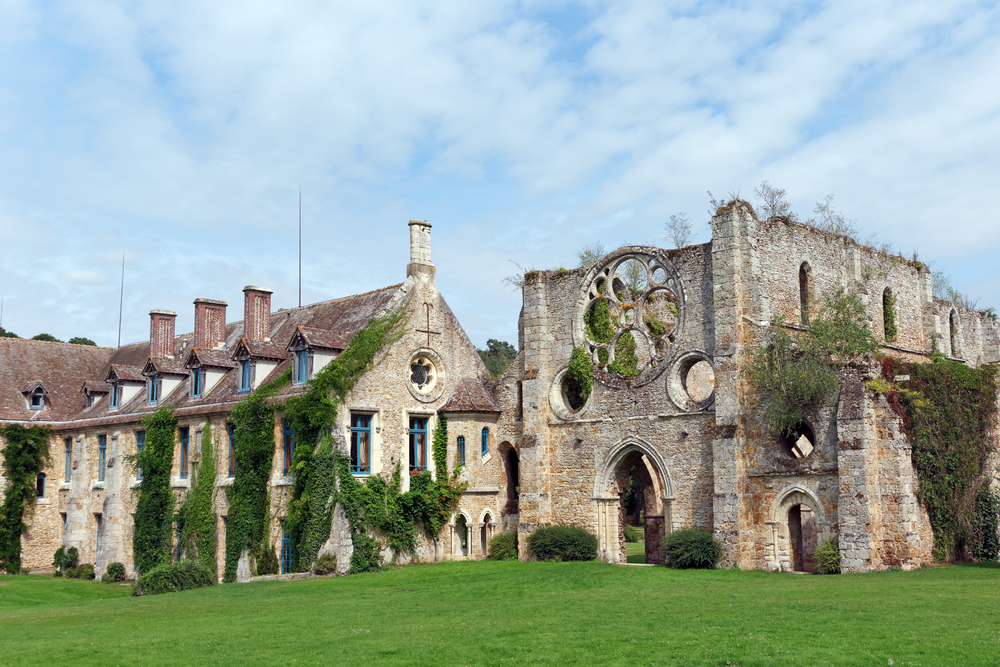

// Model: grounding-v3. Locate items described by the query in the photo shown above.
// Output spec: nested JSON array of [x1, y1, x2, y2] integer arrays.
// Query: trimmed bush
[[487, 531, 519, 561], [133, 560, 215, 596], [661, 527, 722, 569], [313, 552, 338, 575], [102, 561, 126, 583], [815, 539, 842, 574], [256, 544, 279, 576], [527, 525, 597, 562], [77, 564, 96, 580]]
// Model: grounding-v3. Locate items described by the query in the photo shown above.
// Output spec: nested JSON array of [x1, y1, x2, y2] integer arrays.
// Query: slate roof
[[440, 378, 502, 414], [234, 339, 288, 361], [143, 357, 189, 376], [289, 326, 350, 351], [186, 349, 236, 369]]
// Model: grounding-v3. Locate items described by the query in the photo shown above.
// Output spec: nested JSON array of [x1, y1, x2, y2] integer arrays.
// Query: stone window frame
[[98, 434, 107, 482], [349, 412, 373, 476]]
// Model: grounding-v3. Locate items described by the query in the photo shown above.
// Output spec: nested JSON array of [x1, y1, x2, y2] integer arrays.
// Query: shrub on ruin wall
[[133, 408, 177, 574], [564, 347, 593, 410], [879, 356, 998, 562], [527, 525, 598, 561], [487, 531, 518, 560], [0, 424, 51, 574], [661, 527, 722, 569]]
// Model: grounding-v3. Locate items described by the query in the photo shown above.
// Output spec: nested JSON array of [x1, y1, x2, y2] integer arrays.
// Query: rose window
[[409, 356, 436, 393]]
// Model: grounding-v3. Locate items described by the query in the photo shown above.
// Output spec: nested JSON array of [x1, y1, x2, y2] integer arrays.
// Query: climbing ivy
[[223, 369, 291, 583], [432, 414, 448, 481], [564, 347, 593, 410], [879, 356, 998, 561], [585, 299, 615, 344], [0, 424, 51, 574], [178, 419, 217, 576], [883, 289, 898, 341], [133, 408, 177, 574]]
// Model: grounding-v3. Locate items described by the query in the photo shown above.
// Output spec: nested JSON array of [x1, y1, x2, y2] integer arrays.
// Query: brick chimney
[[243, 286, 273, 342], [194, 298, 227, 350], [407, 219, 435, 279], [149, 310, 177, 358]]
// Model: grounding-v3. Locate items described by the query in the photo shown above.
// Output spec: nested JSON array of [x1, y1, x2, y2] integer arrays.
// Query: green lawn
[[2, 561, 999, 666]]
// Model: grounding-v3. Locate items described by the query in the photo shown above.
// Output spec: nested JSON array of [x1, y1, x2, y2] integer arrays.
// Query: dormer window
[[148, 373, 160, 404], [110, 382, 120, 409], [240, 359, 252, 392], [191, 367, 203, 398], [295, 350, 309, 384], [29, 387, 45, 411]]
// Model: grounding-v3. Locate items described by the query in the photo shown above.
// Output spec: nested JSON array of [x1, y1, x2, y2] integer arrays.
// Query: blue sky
[[1, 0, 998, 349]]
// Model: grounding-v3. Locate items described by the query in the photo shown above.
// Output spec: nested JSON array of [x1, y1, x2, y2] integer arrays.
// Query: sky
[[1, 0, 998, 349]]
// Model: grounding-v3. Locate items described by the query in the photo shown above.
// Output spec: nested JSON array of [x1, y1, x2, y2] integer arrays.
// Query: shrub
[[64, 566, 80, 579], [661, 528, 722, 569], [102, 562, 126, 583], [313, 552, 338, 575], [487, 531, 519, 561], [77, 564, 95, 580], [20, 567, 30, 575], [349, 532, 383, 574], [52, 545, 79, 576], [527, 525, 597, 562], [133, 560, 215, 596], [624, 524, 641, 543], [256, 544, 279, 576], [815, 539, 841, 574]]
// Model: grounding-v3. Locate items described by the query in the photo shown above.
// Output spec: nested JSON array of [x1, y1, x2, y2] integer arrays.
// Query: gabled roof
[[106, 364, 145, 383], [81, 381, 110, 395], [186, 348, 236, 369], [22, 380, 47, 395], [142, 357, 189, 376], [231, 338, 288, 361], [440, 378, 501, 414], [286, 326, 349, 351]]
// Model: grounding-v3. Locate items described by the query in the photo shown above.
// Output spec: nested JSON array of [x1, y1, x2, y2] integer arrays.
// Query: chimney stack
[[407, 220, 434, 279], [149, 310, 177, 358], [194, 298, 227, 350], [243, 286, 273, 342]]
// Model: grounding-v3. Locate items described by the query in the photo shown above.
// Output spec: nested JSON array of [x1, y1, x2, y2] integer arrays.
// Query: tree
[[577, 242, 606, 269], [478, 339, 518, 378], [0, 327, 16, 338], [753, 181, 793, 220], [31, 333, 61, 342], [665, 213, 691, 248], [68, 337, 96, 346], [809, 195, 858, 239]]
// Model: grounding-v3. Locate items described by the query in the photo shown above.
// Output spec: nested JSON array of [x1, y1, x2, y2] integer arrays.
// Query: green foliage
[[433, 414, 449, 482], [972, 488, 1000, 562], [256, 544, 279, 576], [584, 299, 615, 344], [744, 289, 879, 437], [73, 564, 96, 580], [487, 531, 519, 560], [133, 408, 177, 574], [661, 527, 722, 569], [609, 331, 639, 377], [527, 525, 598, 562], [881, 357, 998, 561], [349, 532, 383, 574], [622, 465, 642, 525], [815, 540, 842, 574], [564, 347, 593, 410], [0, 424, 52, 573], [282, 306, 408, 572], [102, 562, 126, 583], [624, 524, 640, 543], [68, 337, 97, 346], [31, 333, 60, 342], [597, 348, 609, 365], [312, 552, 338, 575], [133, 560, 215, 596], [224, 371, 290, 583], [644, 317, 666, 336], [577, 242, 606, 268], [178, 420, 217, 576], [52, 546, 79, 577], [478, 339, 517, 378], [0, 326, 17, 338], [64, 566, 81, 579], [882, 289, 898, 341]]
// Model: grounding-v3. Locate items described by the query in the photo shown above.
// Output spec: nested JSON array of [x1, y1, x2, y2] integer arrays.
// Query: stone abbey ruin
[[1, 203, 997, 577]]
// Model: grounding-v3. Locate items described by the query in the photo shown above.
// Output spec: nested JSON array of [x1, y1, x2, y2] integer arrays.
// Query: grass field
[[2, 561, 999, 666]]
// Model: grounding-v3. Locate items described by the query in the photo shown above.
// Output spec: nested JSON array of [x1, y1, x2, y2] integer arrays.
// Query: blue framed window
[[64, 438, 72, 482], [227, 424, 236, 477], [457, 436, 465, 466], [110, 382, 120, 409], [148, 374, 159, 404], [179, 427, 189, 479], [295, 350, 309, 383], [281, 525, 293, 574], [239, 360, 251, 392], [191, 368, 203, 397], [98, 435, 107, 482], [136, 430, 145, 481], [86, 393, 93, 408], [408, 417, 427, 472], [350, 414, 371, 475], [283, 420, 296, 475], [481, 428, 489, 457], [36, 473, 45, 498], [96, 515, 102, 556]]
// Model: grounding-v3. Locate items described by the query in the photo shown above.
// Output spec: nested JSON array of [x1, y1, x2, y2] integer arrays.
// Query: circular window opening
[[778, 422, 815, 459], [562, 373, 588, 412], [613, 258, 649, 302], [410, 356, 437, 393], [651, 266, 667, 285], [683, 360, 715, 403]]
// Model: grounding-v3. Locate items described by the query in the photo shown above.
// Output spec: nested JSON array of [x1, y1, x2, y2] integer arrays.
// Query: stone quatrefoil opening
[[410, 357, 435, 392]]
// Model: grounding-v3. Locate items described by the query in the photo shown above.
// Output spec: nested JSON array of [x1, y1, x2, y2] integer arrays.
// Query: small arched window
[[481, 428, 489, 457], [36, 473, 46, 499], [882, 287, 897, 341], [949, 310, 960, 357], [799, 262, 812, 325]]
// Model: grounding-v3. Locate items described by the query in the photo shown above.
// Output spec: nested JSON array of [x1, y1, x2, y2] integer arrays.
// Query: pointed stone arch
[[593, 436, 675, 564], [767, 484, 830, 572]]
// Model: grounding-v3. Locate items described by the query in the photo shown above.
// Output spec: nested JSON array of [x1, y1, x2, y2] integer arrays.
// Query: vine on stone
[[0, 424, 51, 574], [133, 408, 177, 574]]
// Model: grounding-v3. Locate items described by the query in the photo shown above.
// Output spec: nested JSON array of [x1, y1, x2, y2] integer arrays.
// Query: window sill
[[59, 483, 70, 491], [217, 476, 235, 487], [36, 498, 51, 505], [273, 475, 295, 487], [481, 453, 492, 464], [130, 480, 142, 489], [92, 482, 105, 491], [171, 477, 191, 489]]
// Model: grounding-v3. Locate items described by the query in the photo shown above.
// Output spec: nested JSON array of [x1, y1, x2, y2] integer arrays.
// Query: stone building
[[1, 205, 998, 576]]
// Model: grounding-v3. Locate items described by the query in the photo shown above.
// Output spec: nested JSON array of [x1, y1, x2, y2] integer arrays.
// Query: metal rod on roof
[[117, 251, 125, 348], [298, 187, 302, 308]]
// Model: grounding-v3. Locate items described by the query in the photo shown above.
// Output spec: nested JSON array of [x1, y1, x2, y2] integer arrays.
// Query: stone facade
[[2, 205, 998, 576]]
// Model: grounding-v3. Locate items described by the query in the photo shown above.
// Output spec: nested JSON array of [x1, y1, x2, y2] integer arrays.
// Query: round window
[[406, 349, 446, 403]]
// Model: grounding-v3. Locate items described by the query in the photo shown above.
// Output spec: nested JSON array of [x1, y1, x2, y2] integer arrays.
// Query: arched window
[[36, 473, 45, 498], [481, 428, 489, 457], [950, 310, 960, 357], [882, 287, 897, 341], [799, 262, 812, 325]]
